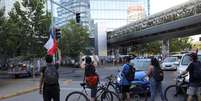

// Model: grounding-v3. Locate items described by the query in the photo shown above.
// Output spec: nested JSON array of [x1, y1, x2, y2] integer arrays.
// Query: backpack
[[44, 65, 59, 85], [152, 67, 164, 81], [124, 64, 135, 81], [84, 64, 98, 87], [192, 61, 201, 82]]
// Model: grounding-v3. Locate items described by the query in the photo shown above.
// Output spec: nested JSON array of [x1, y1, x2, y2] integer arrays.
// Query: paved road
[[0, 65, 181, 101]]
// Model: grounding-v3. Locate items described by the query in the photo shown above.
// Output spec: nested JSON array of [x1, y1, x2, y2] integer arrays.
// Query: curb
[[0, 86, 39, 100], [0, 79, 73, 100]]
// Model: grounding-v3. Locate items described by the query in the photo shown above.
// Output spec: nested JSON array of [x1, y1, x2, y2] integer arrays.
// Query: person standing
[[147, 57, 165, 101], [39, 55, 60, 101], [181, 53, 201, 101]]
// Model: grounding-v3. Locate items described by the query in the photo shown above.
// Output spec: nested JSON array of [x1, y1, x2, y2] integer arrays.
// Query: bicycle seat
[[80, 83, 86, 87]]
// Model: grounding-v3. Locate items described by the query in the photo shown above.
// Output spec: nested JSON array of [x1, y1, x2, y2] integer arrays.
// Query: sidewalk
[[0, 78, 39, 100]]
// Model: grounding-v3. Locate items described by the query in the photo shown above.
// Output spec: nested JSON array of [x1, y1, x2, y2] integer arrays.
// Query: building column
[[161, 39, 169, 59]]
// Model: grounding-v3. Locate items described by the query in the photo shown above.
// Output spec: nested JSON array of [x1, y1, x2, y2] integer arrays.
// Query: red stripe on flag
[[48, 39, 58, 56]]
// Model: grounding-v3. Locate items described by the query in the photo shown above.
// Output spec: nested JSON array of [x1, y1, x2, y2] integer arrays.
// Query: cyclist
[[80, 56, 99, 101], [181, 52, 201, 101], [119, 60, 135, 101]]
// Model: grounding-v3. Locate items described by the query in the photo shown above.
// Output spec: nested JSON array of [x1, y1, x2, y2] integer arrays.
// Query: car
[[116, 58, 151, 95], [161, 56, 179, 70], [177, 51, 201, 82]]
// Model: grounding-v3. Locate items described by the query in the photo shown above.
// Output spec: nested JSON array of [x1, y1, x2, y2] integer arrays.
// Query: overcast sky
[[150, 0, 189, 14]]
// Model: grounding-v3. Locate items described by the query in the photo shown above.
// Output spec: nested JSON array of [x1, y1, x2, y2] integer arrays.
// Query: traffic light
[[55, 28, 61, 39], [76, 13, 80, 23]]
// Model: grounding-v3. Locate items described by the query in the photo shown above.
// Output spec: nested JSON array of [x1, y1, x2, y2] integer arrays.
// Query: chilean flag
[[44, 31, 58, 56]]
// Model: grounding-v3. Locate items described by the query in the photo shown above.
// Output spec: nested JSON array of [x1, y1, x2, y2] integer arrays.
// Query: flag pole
[[50, 0, 55, 64]]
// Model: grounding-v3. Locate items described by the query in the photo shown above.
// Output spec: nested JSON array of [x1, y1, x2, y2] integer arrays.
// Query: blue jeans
[[150, 78, 165, 101]]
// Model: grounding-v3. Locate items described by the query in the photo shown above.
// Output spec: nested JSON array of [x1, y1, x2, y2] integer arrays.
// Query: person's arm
[[39, 72, 44, 94], [146, 65, 153, 78], [181, 63, 192, 75], [39, 67, 45, 94]]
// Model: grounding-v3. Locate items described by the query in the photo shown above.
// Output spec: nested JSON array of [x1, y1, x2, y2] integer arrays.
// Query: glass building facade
[[56, 0, 149, 56], [90, 0, 149, 56], [90, 0, 149, 30], [56, 0, 93, 36]]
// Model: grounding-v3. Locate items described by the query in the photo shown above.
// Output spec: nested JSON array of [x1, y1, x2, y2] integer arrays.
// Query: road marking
[[63, 79, 73, 85]]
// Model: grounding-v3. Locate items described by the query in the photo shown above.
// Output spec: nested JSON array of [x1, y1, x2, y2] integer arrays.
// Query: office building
[[90, 0, 148, 56], [55, 0, 148, 56], [127, 5, 145, 22]]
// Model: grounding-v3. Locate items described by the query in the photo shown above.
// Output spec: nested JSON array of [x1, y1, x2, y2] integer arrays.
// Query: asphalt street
[[0, 65, 179, 101]]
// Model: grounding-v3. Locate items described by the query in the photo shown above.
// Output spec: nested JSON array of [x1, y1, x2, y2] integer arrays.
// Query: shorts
[[121, 85, 130, 93], [187, 86, 201, 96]]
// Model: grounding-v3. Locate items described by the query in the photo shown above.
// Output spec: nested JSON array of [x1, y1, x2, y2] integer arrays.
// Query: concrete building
[[127, 5, 145, 23]]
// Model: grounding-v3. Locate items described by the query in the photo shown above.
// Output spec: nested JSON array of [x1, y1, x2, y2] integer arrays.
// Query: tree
[[170, 37, 192, 52], [131, 41, 161, 55], [7, 0, 51, 57], [62, 20, 90, 58]]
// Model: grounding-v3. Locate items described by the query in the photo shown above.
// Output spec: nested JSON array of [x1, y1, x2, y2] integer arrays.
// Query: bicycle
[[164, 74, 189, 101], [102, 74, 149, 101], [65, 82, 120, 101]]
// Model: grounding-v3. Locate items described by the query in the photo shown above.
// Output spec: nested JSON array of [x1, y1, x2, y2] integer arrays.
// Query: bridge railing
[[108, 0, 201, 40]]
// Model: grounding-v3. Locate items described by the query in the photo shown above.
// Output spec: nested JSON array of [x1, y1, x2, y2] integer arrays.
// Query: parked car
[[177, 51, 201, 82], [7, 57, 40, 78], [161, 56, 179, 70], [116, 58, 151, 95]]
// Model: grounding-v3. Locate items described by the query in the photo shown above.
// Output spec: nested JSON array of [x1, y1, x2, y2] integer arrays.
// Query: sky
[[150, 0, 189, 14]]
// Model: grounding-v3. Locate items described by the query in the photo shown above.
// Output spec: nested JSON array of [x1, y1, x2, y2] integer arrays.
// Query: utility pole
[[147, 0, 150, 16]]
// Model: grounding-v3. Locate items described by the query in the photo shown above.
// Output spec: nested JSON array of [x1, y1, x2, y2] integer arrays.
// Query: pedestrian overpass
[[107, 0, 201, 56]]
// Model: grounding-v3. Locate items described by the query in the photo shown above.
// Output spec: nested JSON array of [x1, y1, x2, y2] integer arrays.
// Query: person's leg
[[126, 92, 130, 101], [91, 87, 97, 101], [43, 87, 51, 101], [150, 78, 157, 101], [51, 85, 60, 101], [158, 82, 165, 101], [125, 85, 130, 101], [196, 87, 201, 101], [121, 85, 127, 101], [52, 90, 60, 101], [187, 86, 195, 101]]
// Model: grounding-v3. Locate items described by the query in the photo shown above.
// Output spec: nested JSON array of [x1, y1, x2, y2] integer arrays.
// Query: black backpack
[[44, 65, 59, 85], [85, 64, 96, 76], [84, 64, 98, 87], [192, 61, 201, 82], [153, 67, 164, 81], [124, 64, 135, 81]]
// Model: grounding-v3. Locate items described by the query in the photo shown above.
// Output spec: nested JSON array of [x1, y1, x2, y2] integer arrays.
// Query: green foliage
[[62, 20, 89, 58], [132, 41, 161, 55], [170, 37, 192, 52], [131, 37, 192, 55], [4, 0, 51, 58]]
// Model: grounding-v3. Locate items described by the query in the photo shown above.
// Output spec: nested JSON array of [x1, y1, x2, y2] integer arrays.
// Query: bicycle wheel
[[96, 87, 113, 101], [108, 84, 118, 93], [164, 85, 187, 101], [100, 90, 121, 101], [65, 91, 90, 101]]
